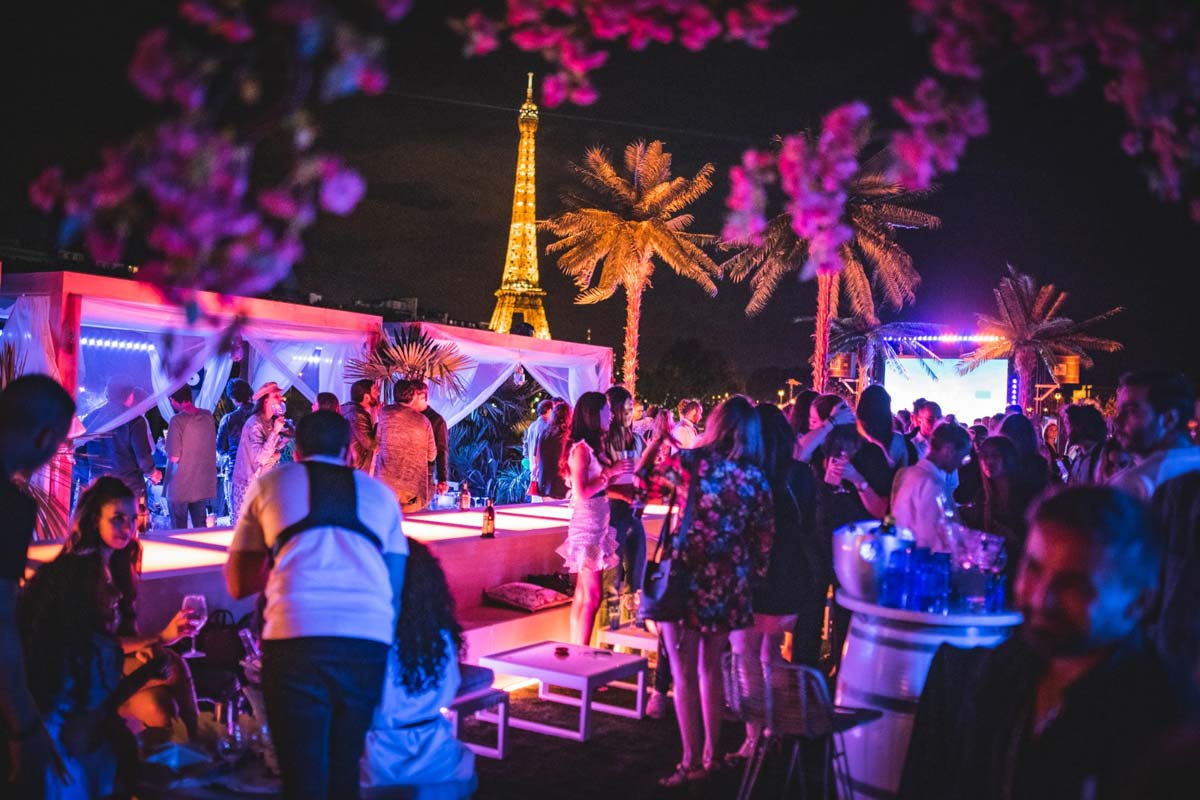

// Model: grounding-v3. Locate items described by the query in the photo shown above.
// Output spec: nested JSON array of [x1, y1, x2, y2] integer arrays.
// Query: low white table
[[596, 623, 658, 656], [478, 641, 648, 742]]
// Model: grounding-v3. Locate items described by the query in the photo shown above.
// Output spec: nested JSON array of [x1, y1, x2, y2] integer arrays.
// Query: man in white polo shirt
[[225, 411, 406, 800]]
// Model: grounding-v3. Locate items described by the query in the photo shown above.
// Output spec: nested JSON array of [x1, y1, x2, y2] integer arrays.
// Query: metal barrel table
[[832, 592, 1022, 799]]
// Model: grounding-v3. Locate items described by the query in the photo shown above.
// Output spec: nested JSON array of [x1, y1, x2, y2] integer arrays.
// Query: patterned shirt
[[655, 449, 775, 632], [375, 404, 437, 513]]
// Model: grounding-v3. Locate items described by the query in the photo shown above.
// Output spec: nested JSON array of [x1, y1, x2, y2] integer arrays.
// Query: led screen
[[882, 357, 1009, 423]]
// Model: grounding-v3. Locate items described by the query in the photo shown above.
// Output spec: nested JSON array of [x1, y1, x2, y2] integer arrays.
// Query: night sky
[[4, 1, 1198, 389]]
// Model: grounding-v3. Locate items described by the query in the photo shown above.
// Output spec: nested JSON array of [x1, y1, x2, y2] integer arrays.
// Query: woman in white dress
[[557, 391, 620, 644], [361, 539, 476, 800]]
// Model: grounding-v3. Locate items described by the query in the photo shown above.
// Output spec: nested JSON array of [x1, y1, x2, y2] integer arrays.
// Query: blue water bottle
[[931, 553, 951, 614]]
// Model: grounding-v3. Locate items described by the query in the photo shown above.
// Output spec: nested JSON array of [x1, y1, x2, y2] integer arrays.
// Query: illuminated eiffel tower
[[488, 74, 551, 339]]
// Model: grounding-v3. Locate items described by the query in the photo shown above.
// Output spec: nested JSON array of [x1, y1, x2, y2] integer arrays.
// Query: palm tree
[[543, 140, 720, 395], [346, 323, 471, 402], [960, 265, 1124, 411], [828, 315, 943, 403], [723, 148, 941, 392]]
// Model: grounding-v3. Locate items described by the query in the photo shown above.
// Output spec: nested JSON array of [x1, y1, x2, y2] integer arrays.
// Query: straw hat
[[253, 381, 282, 401]]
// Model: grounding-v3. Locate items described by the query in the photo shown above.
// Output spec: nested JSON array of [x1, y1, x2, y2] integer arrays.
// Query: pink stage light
[[26, 540, 227, 574]]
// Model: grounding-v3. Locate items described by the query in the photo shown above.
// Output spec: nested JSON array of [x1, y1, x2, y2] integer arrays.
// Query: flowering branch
[[453, 1, 796, 106], [28, 0, 408, 305]]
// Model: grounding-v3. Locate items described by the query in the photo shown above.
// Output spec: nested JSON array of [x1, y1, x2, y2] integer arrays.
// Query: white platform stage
[[26, 501, 668, 665]]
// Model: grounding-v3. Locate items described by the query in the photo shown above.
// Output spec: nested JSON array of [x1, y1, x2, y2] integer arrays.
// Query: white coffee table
[[478, 641, 648, 742]]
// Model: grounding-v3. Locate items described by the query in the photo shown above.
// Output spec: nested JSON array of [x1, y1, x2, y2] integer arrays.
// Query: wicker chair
[[724, 653, 879, 799]]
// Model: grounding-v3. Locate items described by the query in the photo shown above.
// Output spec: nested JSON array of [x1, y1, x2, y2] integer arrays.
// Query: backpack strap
[[272, 462, 383, 557]]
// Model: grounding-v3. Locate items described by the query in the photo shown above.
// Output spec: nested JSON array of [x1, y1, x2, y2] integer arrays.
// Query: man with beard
[[1109, 370, 1199, 500], [897, 486, 1196, 800]]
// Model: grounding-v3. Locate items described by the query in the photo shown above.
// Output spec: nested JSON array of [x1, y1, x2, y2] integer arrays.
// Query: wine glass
[[181, 594, 208, 658]]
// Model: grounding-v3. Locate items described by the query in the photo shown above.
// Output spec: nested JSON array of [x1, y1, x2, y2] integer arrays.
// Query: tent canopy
[[387, 322, 613, 428], [0, 271, 613, 433], [0, 271, 381, 435]]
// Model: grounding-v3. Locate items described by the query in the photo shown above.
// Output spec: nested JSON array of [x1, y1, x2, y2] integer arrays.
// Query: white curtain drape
[[78, 341, 215, 441], [428, 361, 518, 428], [387, 322, 613, 428], [0, 295, 60, 380], [196, 352, 234, 412], [246, 338, 320, 401], [149, 346, 233, 422], [317, 341, 360, 399]]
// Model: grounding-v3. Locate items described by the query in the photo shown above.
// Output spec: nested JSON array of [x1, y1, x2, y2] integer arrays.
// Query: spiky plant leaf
[[346, 324, 472, 400]]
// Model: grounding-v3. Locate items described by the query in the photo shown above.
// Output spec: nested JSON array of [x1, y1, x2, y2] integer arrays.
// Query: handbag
[[641, 452, 700, 622]]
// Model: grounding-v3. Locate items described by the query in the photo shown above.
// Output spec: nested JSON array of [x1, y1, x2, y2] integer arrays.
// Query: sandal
[[657, 763, 707, 788]]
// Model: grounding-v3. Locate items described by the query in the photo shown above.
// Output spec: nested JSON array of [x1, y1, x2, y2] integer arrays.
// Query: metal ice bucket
[[832, 520, 915, 602]]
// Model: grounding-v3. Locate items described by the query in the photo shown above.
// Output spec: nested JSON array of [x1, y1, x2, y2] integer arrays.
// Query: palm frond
[[346, 324, 472, 400]]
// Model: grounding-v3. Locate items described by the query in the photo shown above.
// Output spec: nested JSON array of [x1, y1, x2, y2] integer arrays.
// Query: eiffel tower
[[488, 74, 551, 339]]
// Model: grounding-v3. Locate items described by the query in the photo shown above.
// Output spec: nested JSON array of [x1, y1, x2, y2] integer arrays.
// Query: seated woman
[[64, 477, 201, 741], [19, 553, 171, 799], [361, 539, 477, 799]]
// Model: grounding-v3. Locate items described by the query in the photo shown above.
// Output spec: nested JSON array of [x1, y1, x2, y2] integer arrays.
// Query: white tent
[[0, 271, 381, 437], [0, 272, 613, 434], [392, 322, 613, 428]]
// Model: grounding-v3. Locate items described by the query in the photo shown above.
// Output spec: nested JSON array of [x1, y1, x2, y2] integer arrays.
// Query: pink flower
[[215, 17, 256, 44], [680, 7, 722, 51], [95, 158, 133, 209], [258, 188, 299, 219], [888, 78, 988, 190], [149, 222, 195, 259], [179, 1, 220, 26], [542, 72, 569, 107], [559, 40, 607, 73], [1121, 131, 1143, 156], [722, 158, 772, 245], [85, 226, 125, 263], [128, 28, 175, 102], [29, 166, 63, 212], [512, 25, 564, 51], [171, 78, 206, 111], [319, 166, 365, 215], [358, 64, 388, 95], [568, 81, 598, 105], [459, 11, 500, 57], [375, 0, 413, 23], [507, 0, 543, 28]]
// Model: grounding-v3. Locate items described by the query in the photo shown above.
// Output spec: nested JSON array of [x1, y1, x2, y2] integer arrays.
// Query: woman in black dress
[[729, 404, 818, 759]]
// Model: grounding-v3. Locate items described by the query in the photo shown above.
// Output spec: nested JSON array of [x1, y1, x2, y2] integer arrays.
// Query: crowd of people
[[528, 371, 1200, 793], [3, 365, 1200, 798]]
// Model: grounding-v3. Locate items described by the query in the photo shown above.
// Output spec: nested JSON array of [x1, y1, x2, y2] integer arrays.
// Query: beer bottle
[[481, 497, 495, 538], [459, 480, 471, 510]]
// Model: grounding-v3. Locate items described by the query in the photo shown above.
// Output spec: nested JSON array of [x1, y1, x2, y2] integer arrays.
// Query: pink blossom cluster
[[30, 0, 401, 298], [457, 2, 796, 106], [889, 77, 988, 190], [777, 102, 871, 277], [911, 0, 1200, 211], [722, 149, 774, 244]]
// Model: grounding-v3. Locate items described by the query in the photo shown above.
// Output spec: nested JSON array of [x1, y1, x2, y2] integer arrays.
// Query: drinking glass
[[181, 594, 208, 658], [826, 453, 852, 494]]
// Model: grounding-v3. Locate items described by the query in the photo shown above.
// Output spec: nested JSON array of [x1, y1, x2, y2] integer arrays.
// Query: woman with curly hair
[[361, 539, 476, 799], [19, 553, 169, 799], [64, 477, 200, 740]]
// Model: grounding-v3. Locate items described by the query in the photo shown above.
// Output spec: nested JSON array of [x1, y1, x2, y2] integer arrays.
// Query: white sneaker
[[646, 690, 669, 719]]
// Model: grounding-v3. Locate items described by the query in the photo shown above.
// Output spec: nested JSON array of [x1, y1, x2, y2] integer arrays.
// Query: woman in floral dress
[[637, 395, 775, 787]]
